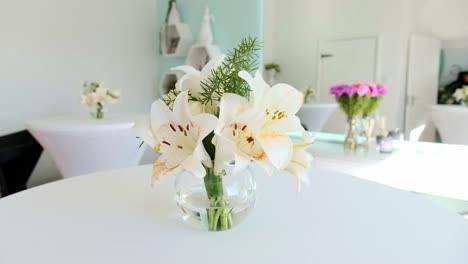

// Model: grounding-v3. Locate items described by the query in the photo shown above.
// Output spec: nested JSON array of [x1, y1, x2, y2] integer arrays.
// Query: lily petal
[[257, 132, 293, 170], [181, 154, 207, 178], [201, 54, 225, 78], [176, 73, 203, 95], [171, 65, 199, 75], [284, 150, 313, 192], [267, 83, 304, 115], [213, 135, 235, 174], [218, 93, 251, 125], [266, 115, 306, 134], [133, 117, 157, 149], [150, 100, 173, 132], [191, 113, 218, 141], [172, 92, 191, 122], [238, 70, 269, 106]]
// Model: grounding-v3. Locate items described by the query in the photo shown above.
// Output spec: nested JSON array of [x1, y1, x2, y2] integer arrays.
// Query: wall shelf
[[160, 23, 193, 57], [159, 72, 181, 95], [186, 44, 221, 71]]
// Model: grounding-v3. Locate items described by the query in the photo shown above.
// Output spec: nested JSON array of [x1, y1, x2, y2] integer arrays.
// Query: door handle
[[321, 54, 334, 59]]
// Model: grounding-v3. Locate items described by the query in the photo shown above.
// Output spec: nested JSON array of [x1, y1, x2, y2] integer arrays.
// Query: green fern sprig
[[198, 37, 261, 105], [162, 89, 181, 109]]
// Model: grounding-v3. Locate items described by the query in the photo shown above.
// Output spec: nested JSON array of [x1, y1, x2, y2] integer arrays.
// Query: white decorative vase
[[197, 6, 214, 45], [167, 1, 180, 25], [266, 69, 276, 86]]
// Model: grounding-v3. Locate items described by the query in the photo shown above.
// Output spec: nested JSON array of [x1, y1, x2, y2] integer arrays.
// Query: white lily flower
[[238, 70, 306, 170], [283, 137, 314, 192], [171, 55, 225, 99], [133, 92, 218, 182], [214, 93, 272, 175]]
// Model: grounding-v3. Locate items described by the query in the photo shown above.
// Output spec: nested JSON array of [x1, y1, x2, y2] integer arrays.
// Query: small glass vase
[[95, 109, 104, 119], [359, 116, 375, 149], [174, 163, 256, 232], [344, 117, 359, 150], [93, 103, 105, 119]]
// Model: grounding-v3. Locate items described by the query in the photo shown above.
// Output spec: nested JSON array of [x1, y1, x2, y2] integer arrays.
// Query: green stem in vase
[[204, 167, 233, 231], [96, 103, 104, 119]]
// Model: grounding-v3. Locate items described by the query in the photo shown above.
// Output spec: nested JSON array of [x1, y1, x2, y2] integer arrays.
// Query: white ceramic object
[[159, 71, 183, 96], [197, 6, 214, 46], [296, 103, 338, 132], [266, 69, 276, 86], [428, 104, 468, 145], [1, 165, 468, 263], [27, 116, 146, 178]]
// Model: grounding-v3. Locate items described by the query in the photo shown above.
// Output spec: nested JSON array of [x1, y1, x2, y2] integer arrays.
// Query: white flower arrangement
[[453, 86, 468, 106], [134, 38, 313, 231], [81, 82, 120, 119]]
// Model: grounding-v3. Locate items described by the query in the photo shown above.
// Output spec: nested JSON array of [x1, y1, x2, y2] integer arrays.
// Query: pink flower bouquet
[[330, 83, 387, 118]]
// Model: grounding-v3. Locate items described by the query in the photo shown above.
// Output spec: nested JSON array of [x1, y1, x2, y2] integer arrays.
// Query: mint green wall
[[156, 0, 264, 97]]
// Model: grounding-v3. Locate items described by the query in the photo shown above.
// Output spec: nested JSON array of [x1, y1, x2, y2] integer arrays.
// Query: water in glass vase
[[174, 164, 256, 231]]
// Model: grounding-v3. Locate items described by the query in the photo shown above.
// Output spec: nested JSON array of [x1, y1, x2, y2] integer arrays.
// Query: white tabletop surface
[[27, 115, 142, 131], [1, 165, 468, 263], [307, 133, 468, 202]]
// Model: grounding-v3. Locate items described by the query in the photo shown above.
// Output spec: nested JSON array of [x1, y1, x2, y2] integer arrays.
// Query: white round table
[[429, 104, 468, 145], [296, 103, 338, 132], [27, 116, 146, 178], [1, 165, 467, 263]]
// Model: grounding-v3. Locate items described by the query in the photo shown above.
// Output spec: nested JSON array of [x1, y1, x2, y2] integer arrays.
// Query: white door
[[317, 36, 379, 133], [405, 35, 441, 142]]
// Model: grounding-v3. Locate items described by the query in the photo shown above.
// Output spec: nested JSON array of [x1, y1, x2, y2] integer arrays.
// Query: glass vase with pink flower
[[330, 83, 387, 150]]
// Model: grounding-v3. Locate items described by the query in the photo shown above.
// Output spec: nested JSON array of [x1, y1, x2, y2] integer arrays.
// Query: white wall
[[265, 0, 407, 130], [402, 0, 468, 87], [264, 0, 468, 132], [263, 0, 275, 64], [0, 0, 157, 186]]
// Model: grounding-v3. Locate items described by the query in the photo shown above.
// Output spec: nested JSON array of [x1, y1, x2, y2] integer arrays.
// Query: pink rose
[[352, 83, 370, 96], [377, 84, 388, 96]]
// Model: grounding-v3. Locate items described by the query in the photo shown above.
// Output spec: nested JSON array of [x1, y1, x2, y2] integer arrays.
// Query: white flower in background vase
[[133, 92, 218, 183], [453, 86, 468, 106], [81, 82, 120, 119], [197, 6, 214, 45]]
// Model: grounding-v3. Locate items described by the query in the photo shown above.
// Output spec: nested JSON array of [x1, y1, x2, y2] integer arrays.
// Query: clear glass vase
[[344, 117, 359, 150], [359, 116, 375, 149], [174, 163, 256, 232], [92, 104, 105, 119]]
